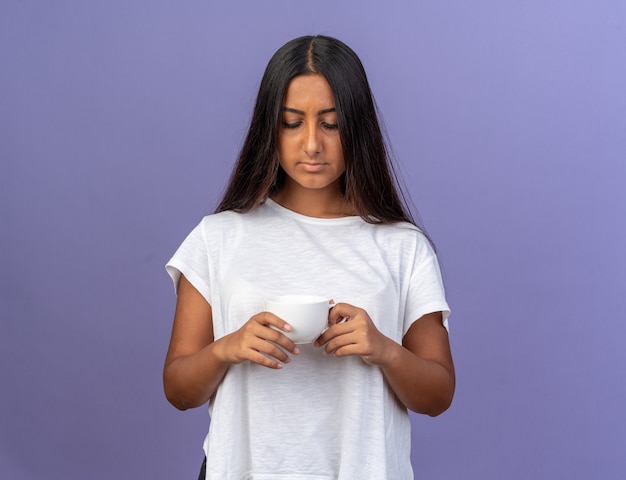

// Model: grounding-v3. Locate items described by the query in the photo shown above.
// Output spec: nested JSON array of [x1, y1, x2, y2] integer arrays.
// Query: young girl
[[164, 35, 454, 480]]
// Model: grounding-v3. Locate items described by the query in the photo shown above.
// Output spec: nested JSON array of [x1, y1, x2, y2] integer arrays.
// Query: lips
[[298, 162, 327, 172]]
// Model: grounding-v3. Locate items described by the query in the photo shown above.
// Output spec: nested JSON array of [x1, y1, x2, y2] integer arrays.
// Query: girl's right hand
[[214, 312, 300, 369], [164, 276, 298, 410]]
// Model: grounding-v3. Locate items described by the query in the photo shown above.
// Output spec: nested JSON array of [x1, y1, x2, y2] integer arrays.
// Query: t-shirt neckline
[[264, 198, 364, 226]]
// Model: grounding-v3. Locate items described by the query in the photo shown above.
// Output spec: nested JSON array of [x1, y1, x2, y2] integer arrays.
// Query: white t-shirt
[[166, 199, 450, 480]]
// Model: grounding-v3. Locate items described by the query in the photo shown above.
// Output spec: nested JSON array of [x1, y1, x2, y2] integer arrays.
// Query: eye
[[281, 120, 301, 129], [322, 122, 339, 130]]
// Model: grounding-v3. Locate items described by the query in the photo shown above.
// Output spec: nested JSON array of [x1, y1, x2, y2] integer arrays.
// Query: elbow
[[426, 364, 456, 416], [416, 376, 455, 417], [163, 366, 212, 411], [163, 375, 208, 411], [425, 397, 453, 417], [164, 384, 190, 411], [163, 368, 197, 411], [171, 402, 189, 411], [426, 380, 455, 417], [173, 402, 191, 411], [165, 387, 206, 411], [406, 391, 454, 416]]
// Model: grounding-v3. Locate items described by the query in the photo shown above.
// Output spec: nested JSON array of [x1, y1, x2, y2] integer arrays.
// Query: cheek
[[333, 144, 346, 169], [334, 138, 344, 157], [277, 136, 295, 157], [276, 140, 287, 162]]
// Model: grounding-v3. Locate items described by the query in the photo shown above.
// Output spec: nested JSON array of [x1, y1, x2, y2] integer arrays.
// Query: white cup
[[265, 295, 331, 344]]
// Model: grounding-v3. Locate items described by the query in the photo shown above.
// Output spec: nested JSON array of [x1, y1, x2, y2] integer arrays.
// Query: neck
[[271, 182, 355, 219]]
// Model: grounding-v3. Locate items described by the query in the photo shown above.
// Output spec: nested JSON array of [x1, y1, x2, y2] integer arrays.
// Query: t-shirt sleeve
[[165, 220, 212, 305], [403, 235, 451, 335]]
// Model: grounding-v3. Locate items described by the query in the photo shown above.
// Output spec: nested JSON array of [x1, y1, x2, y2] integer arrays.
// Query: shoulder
[[200, 206, 274, 228], [196, 204, 275, 237], [372, 221, 432, 248], [197, 210, 240, 230], [366, 222, 438, 270]]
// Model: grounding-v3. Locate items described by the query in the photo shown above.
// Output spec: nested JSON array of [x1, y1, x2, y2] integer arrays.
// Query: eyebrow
[[282, 107, 337, 115]]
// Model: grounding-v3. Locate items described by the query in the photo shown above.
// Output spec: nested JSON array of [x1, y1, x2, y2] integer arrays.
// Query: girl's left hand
[[313, 303, 393, 366]]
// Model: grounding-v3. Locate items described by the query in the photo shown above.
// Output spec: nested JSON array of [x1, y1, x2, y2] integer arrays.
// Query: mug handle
[[322, 301, 349, 333]]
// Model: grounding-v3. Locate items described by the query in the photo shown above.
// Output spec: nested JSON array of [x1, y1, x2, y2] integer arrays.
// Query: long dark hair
[[216, 35, 417, 226]]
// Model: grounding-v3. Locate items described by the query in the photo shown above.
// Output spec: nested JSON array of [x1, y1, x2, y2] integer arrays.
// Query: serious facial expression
[[277, 74, 346, 193]]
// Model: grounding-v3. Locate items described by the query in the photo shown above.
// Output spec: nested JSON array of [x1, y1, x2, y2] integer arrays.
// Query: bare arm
[[382, 312, 455, 416], [315, 306, 455, 416], [163, 274, 226, 410], [163, 274, 299, 410]]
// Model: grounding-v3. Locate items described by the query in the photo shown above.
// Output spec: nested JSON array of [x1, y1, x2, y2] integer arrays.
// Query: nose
[[303, 123, 322, 157]]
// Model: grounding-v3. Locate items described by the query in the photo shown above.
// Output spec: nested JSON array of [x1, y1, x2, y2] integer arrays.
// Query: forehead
[[283, 74, 335, 107]]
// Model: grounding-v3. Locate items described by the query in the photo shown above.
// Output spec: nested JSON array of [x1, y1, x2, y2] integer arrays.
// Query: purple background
[[2, 1, 625, 479]]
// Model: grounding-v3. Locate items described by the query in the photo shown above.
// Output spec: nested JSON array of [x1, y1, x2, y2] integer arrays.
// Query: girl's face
[[277, 74, 345, 195]]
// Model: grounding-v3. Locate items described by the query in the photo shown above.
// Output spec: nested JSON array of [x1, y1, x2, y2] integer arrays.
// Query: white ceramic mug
[[265, 295, 331, 344]]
